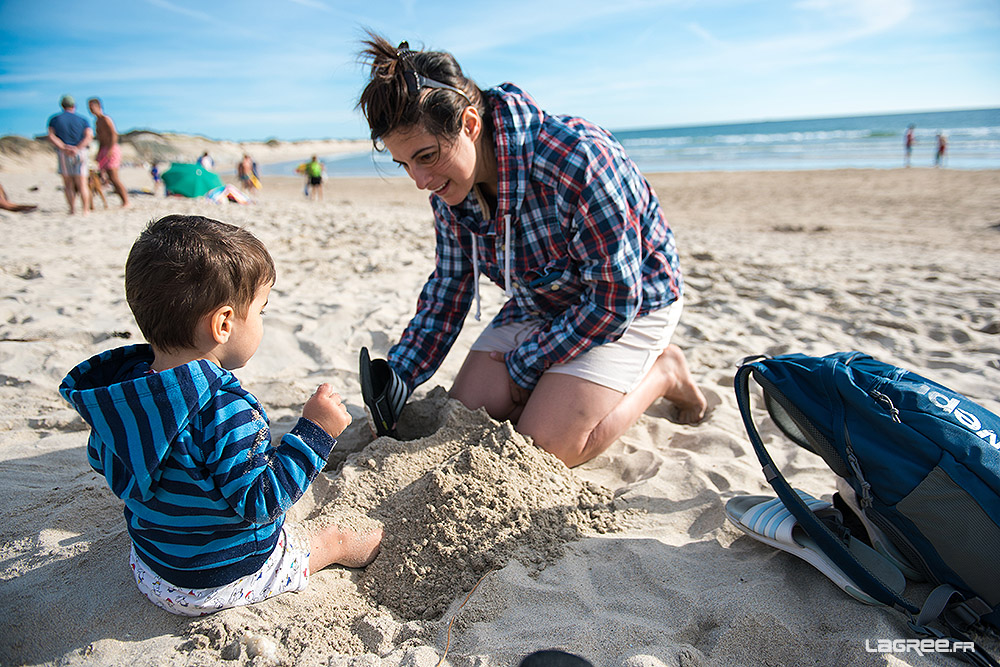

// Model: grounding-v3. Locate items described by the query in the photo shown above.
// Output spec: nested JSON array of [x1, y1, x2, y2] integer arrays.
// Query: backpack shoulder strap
[[734, 362, 918, 613], [735, 359, 1000, 667]]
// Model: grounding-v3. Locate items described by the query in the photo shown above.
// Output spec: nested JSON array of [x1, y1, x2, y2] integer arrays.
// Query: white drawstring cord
[[471, 234, 482, 321], [469, 188, 511, 318], [503, 214, 513, 297]]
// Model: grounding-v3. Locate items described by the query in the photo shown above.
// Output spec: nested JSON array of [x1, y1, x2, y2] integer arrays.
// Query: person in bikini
[[0, 182, 37, 213]]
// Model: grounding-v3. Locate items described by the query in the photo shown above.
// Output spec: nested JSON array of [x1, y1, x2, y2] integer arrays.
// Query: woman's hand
[[489, 351, 530, 407], [302, 383, 352, 438]]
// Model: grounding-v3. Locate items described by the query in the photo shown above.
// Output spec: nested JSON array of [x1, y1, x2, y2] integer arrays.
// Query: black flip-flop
[[359, 346, 408, 437]]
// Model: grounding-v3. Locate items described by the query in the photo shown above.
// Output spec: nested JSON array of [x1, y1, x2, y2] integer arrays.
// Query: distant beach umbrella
[[161, 163, 224, 198]]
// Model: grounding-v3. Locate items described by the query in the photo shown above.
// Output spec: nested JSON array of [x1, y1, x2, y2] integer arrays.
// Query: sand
[[1, 154, 999, 667]]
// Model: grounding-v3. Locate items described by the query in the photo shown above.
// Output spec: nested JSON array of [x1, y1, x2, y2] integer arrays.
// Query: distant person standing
[[295, 161, 310, 197], [904, 124, 915, 167], [88, 97, 129, 208], [197, 151, 214, 171], [237, 154, 253, 189], [47, 95, 93, 215], [935, 133, 947, 167], [150, 162, 161, 194], [237, 153, 261, 195], [305, 155, 324, 200]]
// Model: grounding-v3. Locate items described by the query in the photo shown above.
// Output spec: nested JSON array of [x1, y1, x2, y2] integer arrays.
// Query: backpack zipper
[[844, 353, 902, 424]]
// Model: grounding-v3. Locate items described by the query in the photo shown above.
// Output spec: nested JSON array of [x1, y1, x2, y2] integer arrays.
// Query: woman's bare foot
[[310, 523, 383, 572], [656, 344, 707, 424]]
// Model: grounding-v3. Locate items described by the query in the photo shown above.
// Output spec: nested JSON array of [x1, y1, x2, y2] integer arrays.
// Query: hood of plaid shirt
[[458, 83, 542, 317]]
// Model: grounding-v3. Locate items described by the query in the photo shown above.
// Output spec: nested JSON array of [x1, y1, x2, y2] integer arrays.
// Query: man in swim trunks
[[88, 98, 129, 208], [237, 154, 260, 195], [48, 95, 93, 215]]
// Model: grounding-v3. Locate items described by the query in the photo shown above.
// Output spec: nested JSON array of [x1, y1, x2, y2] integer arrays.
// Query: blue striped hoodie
[[59, 345, 335, 588]]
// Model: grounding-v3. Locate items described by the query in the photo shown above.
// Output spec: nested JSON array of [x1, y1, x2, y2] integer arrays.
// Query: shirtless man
[[237, 154, 259, 195], [88, 98, 129, 208]]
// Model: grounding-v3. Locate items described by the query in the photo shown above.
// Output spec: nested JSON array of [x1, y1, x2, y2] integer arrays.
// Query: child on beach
[[150, 162, 161, 195], [59, 214, 382, 616]]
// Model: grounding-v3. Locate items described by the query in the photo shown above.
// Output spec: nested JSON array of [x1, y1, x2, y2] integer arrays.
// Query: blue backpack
[[734, 352, 1000, 657]]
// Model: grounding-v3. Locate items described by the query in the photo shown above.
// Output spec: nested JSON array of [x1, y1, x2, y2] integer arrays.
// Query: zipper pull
[[870, 390, 901, 423], [846, 450, 874, 508]]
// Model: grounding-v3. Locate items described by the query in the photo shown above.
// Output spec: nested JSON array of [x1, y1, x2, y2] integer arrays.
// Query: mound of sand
[[169, 390, 629, 663], [317, 389, 625, 620]]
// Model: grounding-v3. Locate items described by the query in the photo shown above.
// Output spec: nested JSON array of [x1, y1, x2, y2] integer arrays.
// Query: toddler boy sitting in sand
[[60, 214, 381, 616]]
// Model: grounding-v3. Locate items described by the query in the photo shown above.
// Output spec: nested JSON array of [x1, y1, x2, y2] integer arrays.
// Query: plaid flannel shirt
[[388, 84, 682, 391]]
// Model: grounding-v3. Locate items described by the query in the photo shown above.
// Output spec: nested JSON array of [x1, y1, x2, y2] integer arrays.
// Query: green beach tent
[[161, 163, 224, 198]]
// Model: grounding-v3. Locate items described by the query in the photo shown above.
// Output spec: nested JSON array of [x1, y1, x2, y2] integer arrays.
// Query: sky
[[2, 0, 999, 142]]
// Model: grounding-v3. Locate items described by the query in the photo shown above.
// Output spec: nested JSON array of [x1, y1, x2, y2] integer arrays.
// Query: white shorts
[[471, 297, 684, 394], [130, 526, 311, 617]]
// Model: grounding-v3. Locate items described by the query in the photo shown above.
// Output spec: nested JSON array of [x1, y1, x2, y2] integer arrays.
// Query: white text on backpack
[[917, 385, 999, 450]]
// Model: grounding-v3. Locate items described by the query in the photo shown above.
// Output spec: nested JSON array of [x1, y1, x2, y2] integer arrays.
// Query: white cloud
[[144, 0, 214, 23], [144, 0, 271, 41], [663, 0, 916, 78], [793, 0, 913, 40], [287, 0, 332, 11], [686, 22, 725, 48]]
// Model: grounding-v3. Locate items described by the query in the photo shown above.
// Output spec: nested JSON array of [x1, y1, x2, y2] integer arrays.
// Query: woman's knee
[[517, 377, 623, 466], [450, 352, 517, 418], [518, 417, 590, 465]]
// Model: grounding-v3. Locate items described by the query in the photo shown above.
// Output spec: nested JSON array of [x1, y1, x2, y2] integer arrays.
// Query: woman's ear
[[207, 305, 235, 344], [462, 106, 482, 142]]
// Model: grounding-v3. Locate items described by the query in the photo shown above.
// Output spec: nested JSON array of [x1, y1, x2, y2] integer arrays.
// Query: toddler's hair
[[125, 215, 275, 351]]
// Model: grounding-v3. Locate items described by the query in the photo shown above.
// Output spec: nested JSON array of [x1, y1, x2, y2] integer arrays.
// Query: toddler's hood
[[59, 344, 234, 502]]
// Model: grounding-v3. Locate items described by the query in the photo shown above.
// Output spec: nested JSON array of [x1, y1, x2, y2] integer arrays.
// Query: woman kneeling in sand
[[356, 33, 706, 467]]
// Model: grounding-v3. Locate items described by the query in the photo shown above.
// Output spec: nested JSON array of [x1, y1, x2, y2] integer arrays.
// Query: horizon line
[[5, 105, 997, 145]]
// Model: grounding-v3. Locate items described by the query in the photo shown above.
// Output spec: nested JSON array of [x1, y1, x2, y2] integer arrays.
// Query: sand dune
[[0, 131, 366, 175]]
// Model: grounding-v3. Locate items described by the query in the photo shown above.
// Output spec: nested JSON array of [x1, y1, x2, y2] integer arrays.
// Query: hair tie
[[393, 40, 473, 105], [396, 41, 415, 68]]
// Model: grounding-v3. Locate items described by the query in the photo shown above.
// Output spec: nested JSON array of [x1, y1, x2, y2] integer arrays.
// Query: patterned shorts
[[130, 526, 311, 617], [56, 150, 88, 176]]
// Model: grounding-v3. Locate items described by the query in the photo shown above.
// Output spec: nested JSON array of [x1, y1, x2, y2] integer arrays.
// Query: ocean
[[265, 108, 1000, 178]]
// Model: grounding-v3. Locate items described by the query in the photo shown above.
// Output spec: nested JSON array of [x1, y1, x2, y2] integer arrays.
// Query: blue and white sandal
[[725, 489, 906, 606]]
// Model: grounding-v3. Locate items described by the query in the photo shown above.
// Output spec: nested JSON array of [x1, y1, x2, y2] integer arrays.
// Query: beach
[[1, 151, 999, 666]]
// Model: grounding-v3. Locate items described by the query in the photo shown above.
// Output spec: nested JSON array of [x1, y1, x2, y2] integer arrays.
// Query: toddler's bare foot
[[335, 525, 383, 568], [310, 523, 383, 572], [657, 344, 707, 424]]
